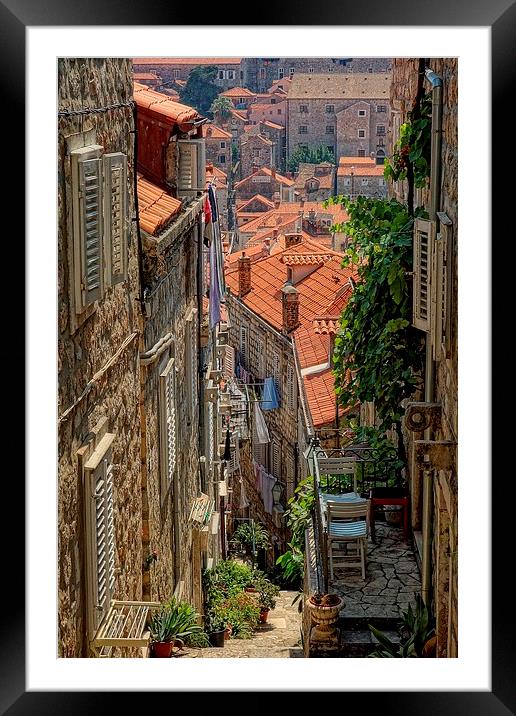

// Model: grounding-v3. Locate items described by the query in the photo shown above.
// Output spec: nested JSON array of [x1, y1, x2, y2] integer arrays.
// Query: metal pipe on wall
[[421, 68, 443, 607]]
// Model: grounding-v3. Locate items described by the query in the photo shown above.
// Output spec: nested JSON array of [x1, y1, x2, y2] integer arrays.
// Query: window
[[219, 155, 226, 164], [272, 350, 281, 396], [159, 358, 178, 497], [71, 145, 129, 313], [289, 67, 295, 76], [358, 109, 367, 117], [376, 125, 386, 136], [358, 149, 366, 157], [358, 129, 366, 138], [368, 67, 373, 73], [220, 141, 226, 149], [82, 423, 116, 643], [218, 70, 224, 80], [227, 70, 235, 80], [239, 326, 248, 368], [252, 148, 261, 157], [413, 218, 436, 332], [277, 109, 282, 115], [300, 105, 309, 113], [177, 139, 206, 198], [377, 105, 387, 113], [325, 104, 335, 113], [173, 69, 180, 79], [326, 125, 334, 134], [260, 68, 266, 79], [361, 178, 369, 186], [328, 66, 335, 73], [271, 438, 281, 479], [327, 145, 334, 155], [278, 68, 284, 79], [298, 125, 308, 134], [185, 309, 197, 422], [308, 67, 314, 74], [271, 98, 276, 104], [343, 178, 351, 187], [286, 363, 296, 412], [379, 177, 386, 186]]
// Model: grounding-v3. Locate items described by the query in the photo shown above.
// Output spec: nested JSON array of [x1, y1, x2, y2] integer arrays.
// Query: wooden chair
[[326, 500, 369, 580]]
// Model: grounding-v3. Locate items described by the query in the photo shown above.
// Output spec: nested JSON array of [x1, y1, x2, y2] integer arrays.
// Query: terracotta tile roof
[[206, 164, 228, 187], [133, 82, 199, 125], [137, 173, 181, 236], [249, 102, 286, 114], [236, 194, 275, 212], [226, 244, 269, 266], [282, 252, 334, 266], [133, 57, 241, 65], [337, 163, 385, 177], [240, 213, 300, 237], [133, 72, 160, 81], [238, 213, 264, 223], [203, 123, 232, 140], [221, 87, 256, 97], [295, 324, 330, 369], [338, 156, 377, 166], [237, 202, 348, 237], [268, 78, 292, 90], [261, 120, 285, 131], [234, 167, 294, 190], [288, 73, 391, 100], [229, 108, 248, 121], [303, 369, 343, 427]]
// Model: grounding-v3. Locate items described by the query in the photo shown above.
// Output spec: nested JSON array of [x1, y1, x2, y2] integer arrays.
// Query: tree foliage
[[210, 95, 233, 124], [327, 196, 424, 432], [180, 66, 220, 117], [287, 144, 335, 174]]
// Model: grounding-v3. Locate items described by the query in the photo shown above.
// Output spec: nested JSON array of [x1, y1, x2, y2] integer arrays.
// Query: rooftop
[[288, 73, 391, 100], [133, 72, 160, 81], [338, 164, 385, 177], [236, 194, 275, 212], [133, 82, 199, 125], [235, 166, 294, 190], [220, 87, 256, 97], [137, 173, 181, 236], [133, 57, 241, 65], [203, 123, 232, 140]]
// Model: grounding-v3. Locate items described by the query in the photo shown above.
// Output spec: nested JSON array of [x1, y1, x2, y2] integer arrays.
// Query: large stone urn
[[306, 594, 345, 652]]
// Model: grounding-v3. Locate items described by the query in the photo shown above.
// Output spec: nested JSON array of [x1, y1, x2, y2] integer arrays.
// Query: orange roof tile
[[261, 120, 285, 131], [203, 123, 232, 140], [226, 244, 269, 266], [229, 108, 248, 121], [236, 194, 275, 212], [221, 87, 256, 97], [137, 173, 181, 235], [337, 164, 385, 177], [133, 82, 199, 125], [338, 156, 377, 166], [249, 102, 286, 114], [206, 164, 228, 187], [133, 57, 241, 65], [134, 72, 160, 81], [303, 369, 344, 427], [234, 167, 294, 190]]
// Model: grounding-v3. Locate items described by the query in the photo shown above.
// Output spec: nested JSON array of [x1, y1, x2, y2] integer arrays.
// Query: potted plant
[[149, 608, 176, 658], [205, 609, 227, 647], [256, 575, 280, 623], [149, 598, 203, 657], [305, 592, 345, 650], [232, 521, 270, 568]]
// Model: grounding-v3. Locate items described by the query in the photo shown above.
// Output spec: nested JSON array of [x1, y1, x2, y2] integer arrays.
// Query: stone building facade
[[248, 100, 287, 127], [203, 122, 232, 173], [234, 166, 295, 202], [336, 158, 387, 198], [259, 120, 286, 172], [132, 58, 242, 91], [294, 162, 336, 202], [58, 58, 143, 657], [239, 131, 275, 179], [242, 57, 392, 94], [389, 58, 458, 658], [287, 74, 391, 163]]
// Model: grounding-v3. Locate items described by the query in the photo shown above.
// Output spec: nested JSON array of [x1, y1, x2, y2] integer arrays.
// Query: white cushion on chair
[[329, 521, 367, 538]]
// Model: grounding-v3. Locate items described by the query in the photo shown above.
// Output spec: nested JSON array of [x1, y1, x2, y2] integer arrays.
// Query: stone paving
[[331, 522, 421, 620], [179, 590, 304, 658]]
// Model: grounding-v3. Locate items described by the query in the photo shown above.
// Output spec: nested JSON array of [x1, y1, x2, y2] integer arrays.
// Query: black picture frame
[[6, 0, 512, 710]]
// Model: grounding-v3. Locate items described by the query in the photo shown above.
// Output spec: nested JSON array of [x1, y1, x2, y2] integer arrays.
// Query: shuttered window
[[286, 452, 295, 498], [240, 326, 248, 368], [271, 438, 281, 479], [159, 358, 177, 499], [72, 146, 105, 311], [177, 139, 206, 198], [286, 363, 296, 413], [413, 218, 436, 332], [224, 344, 235, 378], [272, 350, 281, 396], [253, 441, 267, 467], [185, 309, 198, 422], [84, 432, 116, 642], [103, 153, 128, 286], [207, 400, 215, 477]]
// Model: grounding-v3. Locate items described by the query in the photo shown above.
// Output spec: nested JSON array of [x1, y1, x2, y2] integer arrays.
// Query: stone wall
[[239, 134, 274, 179], [390, 58, 458, 657], [336, 173, 387, 198], [248, 101, 287, 127], [133, 61, 242, 91], [205, 135, 231, 174], [58, 58, 143, 657]]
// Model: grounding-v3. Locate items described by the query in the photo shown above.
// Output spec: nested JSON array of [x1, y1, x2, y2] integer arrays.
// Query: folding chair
[[326, 500, 369, 580]]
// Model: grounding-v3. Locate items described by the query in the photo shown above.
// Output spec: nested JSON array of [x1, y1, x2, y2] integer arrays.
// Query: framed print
[[9, 0, 513, 710]]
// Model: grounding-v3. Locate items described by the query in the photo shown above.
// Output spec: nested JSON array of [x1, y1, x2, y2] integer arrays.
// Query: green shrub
[[218, 592, 260, 638], [149, 598, 202, 644]]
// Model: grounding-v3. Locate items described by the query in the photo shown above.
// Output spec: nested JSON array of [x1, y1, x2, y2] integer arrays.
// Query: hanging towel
[[261, 377, 280, 410], [253, 401, 270, 444], [239, 477, 250, 509], [261, 473, 276, 514]]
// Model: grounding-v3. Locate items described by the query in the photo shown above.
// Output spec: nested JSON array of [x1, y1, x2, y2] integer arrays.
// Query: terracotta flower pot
[[306, 595, 345, 650], [153, 641, 173, 658], [259, 608, 270, 623], [224, 624, 232, 640]]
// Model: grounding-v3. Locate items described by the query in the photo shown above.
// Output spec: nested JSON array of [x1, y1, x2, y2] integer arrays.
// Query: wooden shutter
[[286, 363, 296, 412], [160, 358, 177, 499], [413, 218, 436, 332], [207, 401, 215, 477], [186, 310, 198, 420], [271, 439, 281, 479], [286, 453, 295, 498], [78, 157, 104, 306], [240, 326, 248, 368], [256, 337, 265, 376], [224, 344, 235, 378], [432, 229, 446, 360], [177, 139, 206, 198], [272, 350, 281, 397], [84, 433, 116, 641], [103, 153, 128, 286], [253, 441, 266, 466]]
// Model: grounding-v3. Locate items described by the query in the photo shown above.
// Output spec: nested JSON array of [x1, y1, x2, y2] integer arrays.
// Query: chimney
[[272, 229, 279, 240], [238, 252, 252, 297], [284, 233, 302, 248], [282, 284, 300, 334], [299, 198, 304, 209], [263, 238, 271, 254], [271, 167, 276, 179]]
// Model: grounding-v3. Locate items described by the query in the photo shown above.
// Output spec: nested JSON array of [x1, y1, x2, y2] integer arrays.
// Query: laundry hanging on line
[[261, 377, 280, 410], [253, 401, 270, 444]]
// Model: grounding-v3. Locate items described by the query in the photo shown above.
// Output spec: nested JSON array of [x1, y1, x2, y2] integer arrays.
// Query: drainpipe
[[421, 68, 443, 608]]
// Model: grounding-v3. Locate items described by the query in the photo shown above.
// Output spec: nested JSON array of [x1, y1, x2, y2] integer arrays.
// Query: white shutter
[[160, 358, 177, 498], [272, 350, 281, 396], [84, 433, 116, 641], [256, 337, 265, 377], [78, 157, 104, 307], [240, 326, 248, 368], [177, 139, 206, 198], [413, 218, 436, 332], [186, 310, 198, 420], [103, 153, 128, 286], [224, 344, 235, 378], [207, 401, 215, 476], [286, 363, 296, 413]]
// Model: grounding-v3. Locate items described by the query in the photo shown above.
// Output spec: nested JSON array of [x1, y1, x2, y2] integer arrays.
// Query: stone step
[[338, 628, 400, 657], [339, 615, 401, 632]]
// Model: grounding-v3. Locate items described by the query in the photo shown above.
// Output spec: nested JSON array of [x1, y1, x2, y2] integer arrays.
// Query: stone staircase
[[310, 615, 401, 658]]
